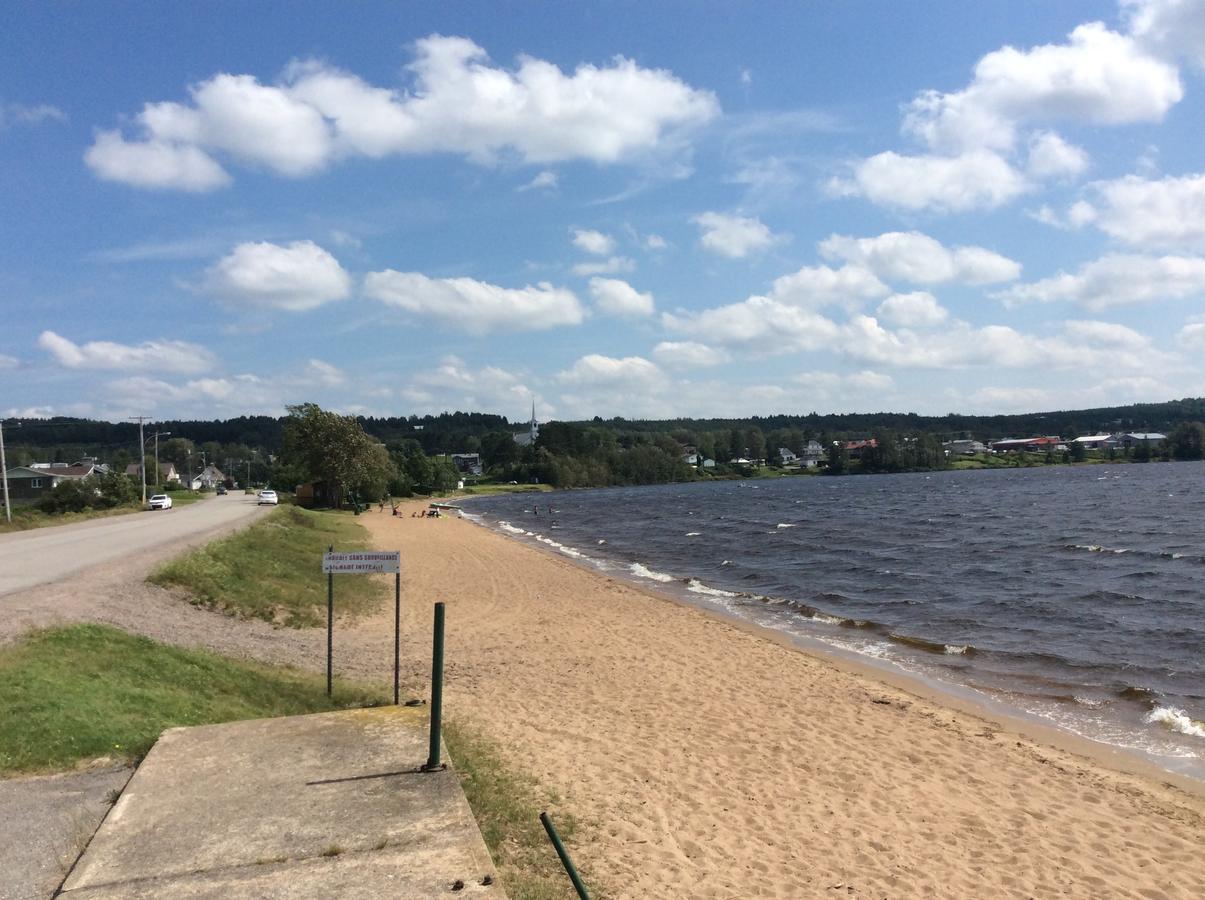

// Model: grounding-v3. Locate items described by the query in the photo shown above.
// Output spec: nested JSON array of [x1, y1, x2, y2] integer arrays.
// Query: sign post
[[322, 550, 402, 702]]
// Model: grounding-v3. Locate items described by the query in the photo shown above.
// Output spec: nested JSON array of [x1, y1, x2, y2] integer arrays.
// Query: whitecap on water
[[1146, 706, 1205, 738]]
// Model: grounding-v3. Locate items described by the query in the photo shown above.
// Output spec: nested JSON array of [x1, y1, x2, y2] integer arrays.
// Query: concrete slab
[[59, 707, 503, 899]]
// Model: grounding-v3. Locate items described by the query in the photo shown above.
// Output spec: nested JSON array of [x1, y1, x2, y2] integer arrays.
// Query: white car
[[257, 490, 279, 506], [148, 494, 173, 510]]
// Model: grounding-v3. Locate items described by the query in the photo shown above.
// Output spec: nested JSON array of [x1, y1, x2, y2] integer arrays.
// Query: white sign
[[322, 551, 400, 574]]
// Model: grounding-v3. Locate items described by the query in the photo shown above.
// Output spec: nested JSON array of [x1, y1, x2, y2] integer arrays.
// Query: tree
[[1166, 422, 1205, 460], [824, 442, 848, 475], [281, 403, 396, 508]]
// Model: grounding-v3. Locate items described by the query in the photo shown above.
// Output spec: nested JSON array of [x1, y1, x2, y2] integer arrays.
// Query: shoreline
[[364, 501, 1204, 898], [460, 503, 1205, 798]]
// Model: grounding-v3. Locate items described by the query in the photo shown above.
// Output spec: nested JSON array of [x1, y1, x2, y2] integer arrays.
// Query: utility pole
[[130, 416, 150, 505], [0, 420, 11, 524], [153, 431, 170, 492]]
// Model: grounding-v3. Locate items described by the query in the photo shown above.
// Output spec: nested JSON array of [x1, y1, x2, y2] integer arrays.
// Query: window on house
[[31, 479, 42, 488]]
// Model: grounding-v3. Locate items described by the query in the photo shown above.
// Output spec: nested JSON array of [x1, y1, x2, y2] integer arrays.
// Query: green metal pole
[[540, 812, 590, 899], [423, 602, 445, 770], [326, 544, 334, 697]]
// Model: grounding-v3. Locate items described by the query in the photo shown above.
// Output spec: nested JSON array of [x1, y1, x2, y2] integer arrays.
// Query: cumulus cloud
[[557, 353, 663, 386], [693, 211, 781, 258], [205, 240, 351, 311], [571, 228, 616, 255], [588, 277, 654, 317], [363, 270, 584, 333], [1124, 0, 1205, 69], [303, 359, 345, 386], [819, 231, 1020, 284], [652, 341, 730, 369], [403, 355, 539, 416], [834, 16, 1184, 212], [768, 263, 889, 308], [829, 149, 1031, 212], [663, 296, 841, 353], [875, 292, 949, 328], [994, 253, 1205, 309], [1026, 131, 1089, 179], [571, 256, 635, 277], [37, 331, 215, 374], [644, 233, 667, 250], [85, 35, 719, 189], [1077, 173, 1205, 249], [0, 354, 18, 369]]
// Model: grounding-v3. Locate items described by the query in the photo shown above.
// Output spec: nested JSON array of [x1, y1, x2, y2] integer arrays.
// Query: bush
[[36, 480, 91, 514]]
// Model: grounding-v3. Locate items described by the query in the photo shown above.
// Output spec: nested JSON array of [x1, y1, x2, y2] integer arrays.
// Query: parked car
[[148, 494, 173, 510], [216, 485, 228, 495], [257, 490, 278, 506]]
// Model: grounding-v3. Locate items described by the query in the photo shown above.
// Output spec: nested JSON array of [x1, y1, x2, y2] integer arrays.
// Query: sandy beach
[[358, 501, 1204, 899]]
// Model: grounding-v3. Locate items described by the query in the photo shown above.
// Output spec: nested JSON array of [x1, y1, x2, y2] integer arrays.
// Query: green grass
[[457, 483, 553, 496], [445, 720, 601, 900], [149, 505, 385, 627], [0, 624, 386, 776], [162, 489, 204, 506], [0, 504, 141, 534]]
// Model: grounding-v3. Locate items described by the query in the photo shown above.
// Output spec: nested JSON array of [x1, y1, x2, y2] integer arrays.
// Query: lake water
[[462, 463, 1205, 779]]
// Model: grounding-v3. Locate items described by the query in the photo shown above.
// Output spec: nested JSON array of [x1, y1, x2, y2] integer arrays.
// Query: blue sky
[[4, 1, 1205, 424]]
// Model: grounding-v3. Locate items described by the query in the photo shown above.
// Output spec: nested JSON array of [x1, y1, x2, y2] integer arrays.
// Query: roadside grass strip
[[0, 505, 139, 534], [0, 623, 386, 776], [445, 720, 600, 900], [149, 505, 385, 627]]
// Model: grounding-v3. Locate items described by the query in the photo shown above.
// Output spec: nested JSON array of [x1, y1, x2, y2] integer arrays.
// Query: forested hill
[[599, 397, 1205, 441], [5, 397, 1204, 460]]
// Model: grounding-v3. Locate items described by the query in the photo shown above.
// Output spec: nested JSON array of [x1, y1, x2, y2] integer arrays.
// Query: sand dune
[[361, 502, 1202, 899]]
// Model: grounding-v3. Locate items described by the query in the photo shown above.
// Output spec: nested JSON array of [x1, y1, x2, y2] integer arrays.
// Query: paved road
[[0, 497, 267, 597]]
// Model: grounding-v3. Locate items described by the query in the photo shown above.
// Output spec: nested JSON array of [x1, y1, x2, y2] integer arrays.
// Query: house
[[125, 462, 180, 484], [700, 458, 716, 469], [843, 439, 878, 460], [778, 447, 799, 464], [190, 464, 226, 490], [943, 439, 989, 455], [1117, 432, 1166, 447], [680, 447, 701, 465], [3, 464, 98, 504], [800, 440, 825, 469], [990, 436, 1064, 453], [1071, 434, 1118, 451], [449, 452, 483, 475]]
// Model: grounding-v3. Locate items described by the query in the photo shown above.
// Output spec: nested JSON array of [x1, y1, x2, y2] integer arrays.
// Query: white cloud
[[1080, 173, 1205, 249], [693, 211, 780, 258], [557, 354, 663, 385], [835, 17, 1184, 213], [794, 370, 895, 404], [363, 270, 584, 333], [1176, 320, 1205, 349], [571, 228, 616, 255], [995, 253, 1205, 309], [819, 231, 1020, 285], [37, 331, 215, 374], [1124, 0, 1205, 69], [902, 22, 1182, 154], [588, 277, 654, 317], [652, 341, 730, 369], [570, 256, 635, 277], [0, 354, 18, 369], [86, 35, 719, 189], [403, 355, 539, 417], [304, 359, 345, 386], [769, 263, 889, 308], [205, 240, 351, 311], [1061, 319, 1151, 349], [1026, 131, 1089, 179], [875, 292, 949, 328], [1, 102, 67, 128], [518, 170, 558, 191], [830, 149, 1030, 212], [85, 131, 232, 191], [663, 296, 841, 353], [644, 233, 667, 250]]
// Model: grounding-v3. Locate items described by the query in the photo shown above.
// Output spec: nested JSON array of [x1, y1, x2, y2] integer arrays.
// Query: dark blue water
[[463, 463, 1205, 777]]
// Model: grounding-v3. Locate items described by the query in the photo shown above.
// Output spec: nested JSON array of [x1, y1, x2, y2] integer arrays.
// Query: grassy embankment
[[0, 623, 385, 776], [149, 505, 385, 626]]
